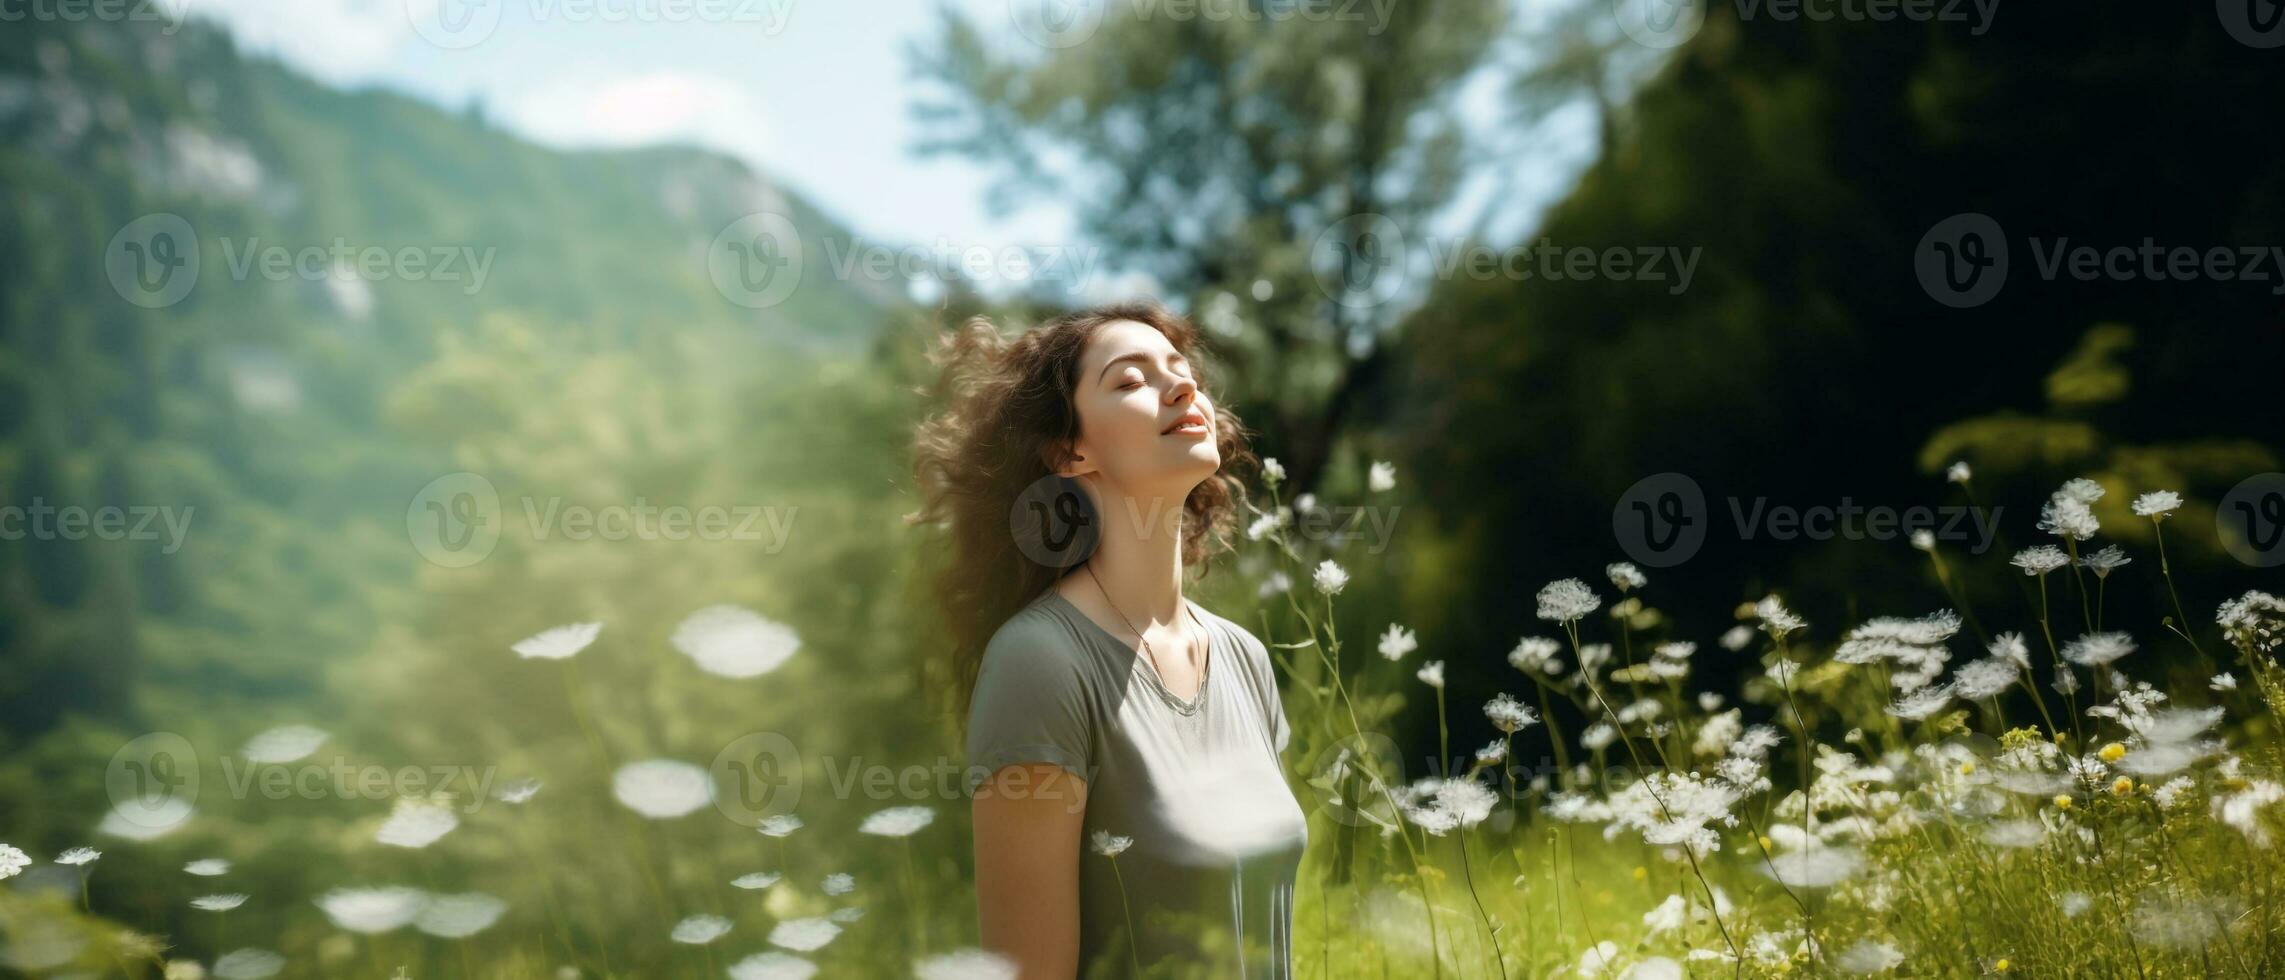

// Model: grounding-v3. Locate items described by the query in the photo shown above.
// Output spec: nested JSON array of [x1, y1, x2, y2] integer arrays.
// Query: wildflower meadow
[[6, 453, 2284, 978]]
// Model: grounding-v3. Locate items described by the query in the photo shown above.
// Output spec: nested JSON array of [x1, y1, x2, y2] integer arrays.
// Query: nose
[[1165, 373, 1198, 405]]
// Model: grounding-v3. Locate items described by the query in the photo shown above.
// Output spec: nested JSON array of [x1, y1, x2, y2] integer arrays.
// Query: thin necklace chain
[[1081, 560, 1199, 683]]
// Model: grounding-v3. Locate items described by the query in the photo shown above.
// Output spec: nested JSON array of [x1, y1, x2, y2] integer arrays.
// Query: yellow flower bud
[[2053, 794, 2074, 810], [2099, 742, 2126, 763], [1995, 958, 2011, 972], [2112, 776, 2133, 796], [1631, 866, 1647, 881], [1958, 760, 1976, 775], [1758, 835, 1773, 851]]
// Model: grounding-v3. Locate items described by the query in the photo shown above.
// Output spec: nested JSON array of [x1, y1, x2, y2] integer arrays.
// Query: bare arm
[[973, 762, 1087, 978]]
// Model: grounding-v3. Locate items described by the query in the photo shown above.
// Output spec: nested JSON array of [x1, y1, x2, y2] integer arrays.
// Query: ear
[[1046, 438, 1097, 479]]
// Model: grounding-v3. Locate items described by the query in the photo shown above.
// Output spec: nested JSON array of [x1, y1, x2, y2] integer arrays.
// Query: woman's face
[[1060, 320, 1221, 498]]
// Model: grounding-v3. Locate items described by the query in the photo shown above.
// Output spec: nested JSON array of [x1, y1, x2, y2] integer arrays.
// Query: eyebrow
[[1095, 350, 1189, 383]]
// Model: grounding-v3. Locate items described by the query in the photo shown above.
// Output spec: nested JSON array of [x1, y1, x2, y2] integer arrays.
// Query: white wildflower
[[612, 760, 714, 819], [1834, 939, 1905, 974], [1377, 624, 1417, 660], [858, 805, 936, 837], [1508, 637, 1563, 675], [375, 799, 458, 849], [728, 951, 817, 980], [1755, 595, 1805, 636], [671, 914, 733, 944], [211, 949, 284, 980], [2060, 632, 2136, 668], [1416, 660, 1444, 689], [767, 917, 842, 952], [2011, 545, 2069, 576], [2132, 490, 2182, 518], [315, 887, 428, 933], [1089, 830, 1133, 857], [1311, 560, 1349, 596], [1537, 578, 1602, 622], [1606, 562, 1646, 592], [2214, 780, 2285, 845], [1368, 460, 1396, 493], [511, 622, 601, 660], [672, 605, 801, 678], [2038, 494, 2099, 541], [1484, 692, 1538, 733], [916, 948, 1018, 980], [416, 893, 506, 938], [2077, 544, 2130, 578], [240, 725, 327, 764]]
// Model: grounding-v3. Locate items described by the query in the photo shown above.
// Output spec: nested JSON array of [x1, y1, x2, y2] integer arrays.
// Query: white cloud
[[494, 71, 770, 167], [192, 0, 424, 85]]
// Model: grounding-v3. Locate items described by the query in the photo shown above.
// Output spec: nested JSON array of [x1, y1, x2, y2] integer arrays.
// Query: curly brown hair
[[908, 302, 1252, 719]]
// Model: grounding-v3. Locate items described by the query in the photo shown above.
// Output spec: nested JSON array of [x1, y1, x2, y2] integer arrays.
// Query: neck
[[1083, 486, 1188, 625]]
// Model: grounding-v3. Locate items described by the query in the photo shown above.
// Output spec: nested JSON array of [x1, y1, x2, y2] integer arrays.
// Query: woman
[[911, 302, 1309, 978]]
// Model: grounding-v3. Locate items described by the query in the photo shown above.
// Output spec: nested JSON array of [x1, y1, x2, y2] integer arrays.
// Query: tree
[[909, 0, 1508, 491]]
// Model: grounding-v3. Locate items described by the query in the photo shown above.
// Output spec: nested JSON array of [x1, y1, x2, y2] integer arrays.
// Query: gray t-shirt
[[966, 589, 1309, 978]]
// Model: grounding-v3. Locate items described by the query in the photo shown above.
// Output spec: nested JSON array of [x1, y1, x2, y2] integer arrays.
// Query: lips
[[1163, 409, 1210, 436]]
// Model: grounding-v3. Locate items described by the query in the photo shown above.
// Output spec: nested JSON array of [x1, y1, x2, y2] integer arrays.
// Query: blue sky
[[190, 0, 1593, 297]]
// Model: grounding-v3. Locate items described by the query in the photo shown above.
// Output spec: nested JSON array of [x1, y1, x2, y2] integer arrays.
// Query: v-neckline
[[1047, 590, 1214, 714]]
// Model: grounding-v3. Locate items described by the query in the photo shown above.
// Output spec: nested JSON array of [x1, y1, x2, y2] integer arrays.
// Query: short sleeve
[[1239, 625, 1292, 755], [964, 614, 1095, 796]]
